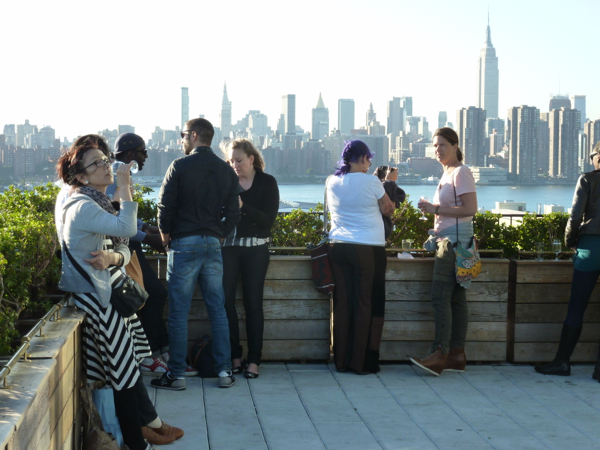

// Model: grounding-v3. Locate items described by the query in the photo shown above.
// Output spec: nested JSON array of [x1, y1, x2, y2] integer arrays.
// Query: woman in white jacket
[[57, 141, 182, 449]]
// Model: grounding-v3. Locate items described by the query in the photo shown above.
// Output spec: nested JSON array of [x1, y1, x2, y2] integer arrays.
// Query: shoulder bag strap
[[453, 173, 459, 247], [323, 175, 333, 236]]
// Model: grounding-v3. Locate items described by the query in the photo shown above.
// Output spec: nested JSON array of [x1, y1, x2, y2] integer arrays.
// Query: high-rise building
[[400, 97, 413, 117], [486, 118, 505, 136], [549, 95, 571, 111], [181, 87, 189, 129], [282, 94, 296, 134], [386, 97, 404, 135], [507, 106, 539, 183], [118, 125, 135, 135], [583, 119, 600, 171], [220, 83, 232, 138], [338, 99, 355, 134], [438, 112, 447, 129], [366, 103, 376, 126], [456, 107, 487, 166], [16, 120, 38, 147], [3, 125, 15, 146], [570, 95, 586, 130], [311, 93, 329, 141], [548, 108, 581, 181], [538, 112, 550, 175], [476, 18, 499, 119]]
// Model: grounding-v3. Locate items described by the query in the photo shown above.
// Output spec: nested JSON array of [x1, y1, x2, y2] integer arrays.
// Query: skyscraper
[[476, 18, 499, 119], [282, 94, 296, 134], [181, 87, 189, 129], [438, 112, 447, 129], [457, 107, 487, 166], [311, 93, 329, 141], [507, 106, 539, 183], [338, 99, 355, 134], [583, 119, 600, 170], [570, 95, 586, 130], [549, 95, 571, 111], [549, 108, 581, 181], [220, 83, 232, 138], [366, 103, 376, 126], [386, 97, 404, 135]]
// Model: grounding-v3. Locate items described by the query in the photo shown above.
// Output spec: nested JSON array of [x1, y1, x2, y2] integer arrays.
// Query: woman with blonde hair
[[222, 139, 279, 378]]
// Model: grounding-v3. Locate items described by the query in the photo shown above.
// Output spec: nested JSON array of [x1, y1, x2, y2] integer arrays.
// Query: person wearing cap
[[109, 133, 199, 380], [536, 140, 600, 381]]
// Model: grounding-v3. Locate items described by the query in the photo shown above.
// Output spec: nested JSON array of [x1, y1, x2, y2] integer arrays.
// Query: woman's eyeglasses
[[83, 157, 112, 171]]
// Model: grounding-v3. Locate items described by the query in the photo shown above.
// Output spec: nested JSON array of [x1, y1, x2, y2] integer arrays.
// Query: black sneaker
[[218, 370, 235, 388], [151, 372, 186, 391]]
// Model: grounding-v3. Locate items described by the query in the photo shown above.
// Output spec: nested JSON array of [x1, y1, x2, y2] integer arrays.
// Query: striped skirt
[[74, 291, 151, 391]]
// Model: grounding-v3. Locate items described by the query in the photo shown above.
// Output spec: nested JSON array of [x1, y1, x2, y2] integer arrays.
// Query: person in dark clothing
[[536, 141, 600, 381], [222, 139, 279, 379], [374, 166, 405, 239], [153, 118, 240, 391]]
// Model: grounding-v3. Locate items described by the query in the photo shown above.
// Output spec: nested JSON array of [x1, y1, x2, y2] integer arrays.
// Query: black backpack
[[189, 335, 218, 378]]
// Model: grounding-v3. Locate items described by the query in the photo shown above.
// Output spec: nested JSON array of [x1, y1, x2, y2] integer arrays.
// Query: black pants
[[222, 245, 270, 366], [565, 268, 600, 328], [113, 375, 158, 450], [130, 241, 169, 355]]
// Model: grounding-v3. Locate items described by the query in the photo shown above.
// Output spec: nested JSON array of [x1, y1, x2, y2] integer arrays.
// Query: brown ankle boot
[[410, 346, 448, 376], [445, 348, 466, 372]]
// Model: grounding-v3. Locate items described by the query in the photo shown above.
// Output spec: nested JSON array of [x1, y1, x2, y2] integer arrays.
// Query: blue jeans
[[166, 235, 231, 377]]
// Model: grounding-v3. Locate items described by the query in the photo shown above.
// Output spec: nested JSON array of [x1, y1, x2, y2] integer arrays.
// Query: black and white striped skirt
[[74, 291, 151, 391]]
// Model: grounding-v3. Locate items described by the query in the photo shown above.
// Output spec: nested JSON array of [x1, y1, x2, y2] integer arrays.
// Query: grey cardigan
[[58, 193, 138, 307]]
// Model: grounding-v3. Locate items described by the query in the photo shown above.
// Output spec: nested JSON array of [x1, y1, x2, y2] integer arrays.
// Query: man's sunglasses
[[180, 130, 194, 139], [590, 152, 599, 162]]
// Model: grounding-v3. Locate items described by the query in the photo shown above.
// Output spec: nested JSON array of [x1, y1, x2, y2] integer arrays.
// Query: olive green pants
[[431, 239, 468, 354]]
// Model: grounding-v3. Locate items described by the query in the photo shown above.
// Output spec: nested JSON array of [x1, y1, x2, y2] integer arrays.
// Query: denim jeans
[[166, 235, 231, 377]]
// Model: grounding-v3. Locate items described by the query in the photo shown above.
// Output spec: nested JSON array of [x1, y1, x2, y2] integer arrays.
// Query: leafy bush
[[0, 184, 61, 354]]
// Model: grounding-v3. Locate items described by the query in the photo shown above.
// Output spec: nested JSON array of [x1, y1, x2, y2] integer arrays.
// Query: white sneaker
[[140, 357, 168, 377]]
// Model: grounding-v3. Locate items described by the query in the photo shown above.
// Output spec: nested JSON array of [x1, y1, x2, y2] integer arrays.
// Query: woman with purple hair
[[326, 140, 395, 374]]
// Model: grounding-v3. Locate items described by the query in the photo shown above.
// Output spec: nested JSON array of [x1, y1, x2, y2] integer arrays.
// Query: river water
[[141, 180, 577, 213]]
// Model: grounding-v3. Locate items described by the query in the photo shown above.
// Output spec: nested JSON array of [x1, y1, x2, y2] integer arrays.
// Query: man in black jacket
[[153, 118, 240, 390]]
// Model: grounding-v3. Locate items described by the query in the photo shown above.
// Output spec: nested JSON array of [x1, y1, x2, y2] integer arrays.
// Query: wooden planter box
[[149, 255, 508, 362], [381, 258, 509, 362], [149, 256, 331, 361], [508, 260, 600, 363]]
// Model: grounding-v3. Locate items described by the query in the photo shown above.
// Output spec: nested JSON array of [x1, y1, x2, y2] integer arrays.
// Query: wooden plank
[[380, 341, 506, 362], [514, 303, 600, 323], [512, 342, 598, 363], [384, 301, 507, 322], [511, 260, 576, 283], [181, 299, 331, 321], [386, 281, 508, 302], [515, 323, 600, 343], [382, 321, 506, 342], [185, 339, 330, 361], [49, 390, 74, 450], [48, 357, 75, 449], [188, 319, 330, 341], [513, 283, 600, 304]]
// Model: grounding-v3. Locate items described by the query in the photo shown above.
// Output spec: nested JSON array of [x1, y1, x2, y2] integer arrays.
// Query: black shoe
[[232, 359, 247, 375], [151, 372, 186, 390], [535, 360, 571, 376], [593, 368, 600, 382], [218, 370, 236, 388], [244, 369, 259, 379]]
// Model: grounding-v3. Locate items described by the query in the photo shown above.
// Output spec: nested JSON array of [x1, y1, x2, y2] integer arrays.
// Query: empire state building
[[476, 20, 499, 119]]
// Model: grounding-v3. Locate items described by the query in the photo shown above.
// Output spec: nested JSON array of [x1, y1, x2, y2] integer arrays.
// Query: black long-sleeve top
[[157, 146, 240, 240], [236, 170, 280, 238]]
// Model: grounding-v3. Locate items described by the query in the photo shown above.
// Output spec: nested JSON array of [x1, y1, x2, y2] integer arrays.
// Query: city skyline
[[1, 0, 598, 142]]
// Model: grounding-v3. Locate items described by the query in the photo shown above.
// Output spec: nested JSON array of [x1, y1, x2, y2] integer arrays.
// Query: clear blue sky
[[1, 0, 598, 141]]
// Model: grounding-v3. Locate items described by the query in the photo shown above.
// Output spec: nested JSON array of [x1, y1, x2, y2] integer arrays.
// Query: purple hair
[[334, 140, 375, 176]]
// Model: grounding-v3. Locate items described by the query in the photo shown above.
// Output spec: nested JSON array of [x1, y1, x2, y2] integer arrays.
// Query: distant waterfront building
[[495, 200, 526, 212], [457, 106, 486, 166], [117, 125, 135, 135], [570, 95, 586, 130], [538, 112, 550, 175], [544, 204, 565, 214], [282, 94, 296, 135], [470, 166, 508, 184], [438, 112, 447, 130], [220, 83, 232, 138], [400, 97, 413, 117], [583, 119, 600, 171], [386, 97, 404, 135], [486, 118, 505, 136], [248, 111, 270, 138], [3, 124, 15, 146], [549, 95, 571, 111], [507, 105, 540, 183], [489, 129, 504, 156], [338, 99, 355, 134], [365, 103, 376, 126], [476, 18, 499, 119], [311, 93, 329, 141], [548, 107, 581, 181], [181, 87, 189, 130], [16, 120, 38, 147]]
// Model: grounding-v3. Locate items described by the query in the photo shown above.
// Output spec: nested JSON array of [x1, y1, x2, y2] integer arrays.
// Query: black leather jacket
[[565, 169, 600, 248]]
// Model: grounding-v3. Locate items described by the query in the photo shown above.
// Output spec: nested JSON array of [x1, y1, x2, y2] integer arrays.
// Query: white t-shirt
[[433, 164, 476, 233], [327, 173, 386, 246]]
